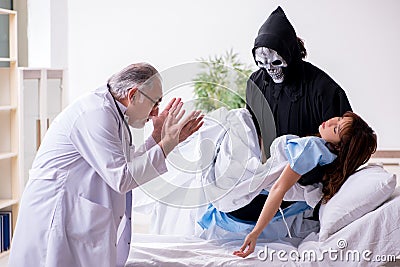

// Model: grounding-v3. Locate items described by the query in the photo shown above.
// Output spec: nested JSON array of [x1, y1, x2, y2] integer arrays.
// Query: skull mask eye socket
[[255, 47, 288, 83], [271, 60, 283, 66]]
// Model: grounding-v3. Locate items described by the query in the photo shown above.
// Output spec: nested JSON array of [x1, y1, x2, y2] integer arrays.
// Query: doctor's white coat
[[8, 86, 167, 267]]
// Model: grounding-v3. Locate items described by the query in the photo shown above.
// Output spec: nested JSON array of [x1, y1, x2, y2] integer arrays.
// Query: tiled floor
[[0, 252, 9, 267]]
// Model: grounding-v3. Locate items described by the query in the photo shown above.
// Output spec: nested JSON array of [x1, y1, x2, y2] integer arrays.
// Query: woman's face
[[319, 116, 352, 144]]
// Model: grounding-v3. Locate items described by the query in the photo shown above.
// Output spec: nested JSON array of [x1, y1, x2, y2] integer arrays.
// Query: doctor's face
[[126, 79, 162, 128], [319, 116, 352, 145]]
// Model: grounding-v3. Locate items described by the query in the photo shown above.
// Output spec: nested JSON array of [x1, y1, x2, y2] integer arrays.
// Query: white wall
[[26, 0, 51, 66], [63, 0, 400, 149], [23, 0, 68, 68]]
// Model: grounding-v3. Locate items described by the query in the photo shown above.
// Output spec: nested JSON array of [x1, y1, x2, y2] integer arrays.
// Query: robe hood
[[252, 6, 301, 66]]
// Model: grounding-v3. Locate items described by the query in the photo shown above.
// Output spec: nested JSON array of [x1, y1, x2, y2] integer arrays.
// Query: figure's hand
[[158, 99, 203, 156], [151, 98, 179, 143], [233, 232, 258, 258]]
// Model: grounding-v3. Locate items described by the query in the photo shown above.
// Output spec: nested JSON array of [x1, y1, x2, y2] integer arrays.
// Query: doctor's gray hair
[[107, 62, 161, 99]]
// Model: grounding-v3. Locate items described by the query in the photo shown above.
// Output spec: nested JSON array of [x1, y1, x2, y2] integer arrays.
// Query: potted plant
[[192, 50, 254, 112]]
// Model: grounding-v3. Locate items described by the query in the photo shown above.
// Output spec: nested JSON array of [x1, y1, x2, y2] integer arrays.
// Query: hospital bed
[[127, 110, 400, 266], [127, 186, 400, 266]]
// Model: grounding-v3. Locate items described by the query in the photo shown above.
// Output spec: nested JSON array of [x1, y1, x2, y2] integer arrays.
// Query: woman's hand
[[233, 164, 302, 258], [233, 231, 259, 258]]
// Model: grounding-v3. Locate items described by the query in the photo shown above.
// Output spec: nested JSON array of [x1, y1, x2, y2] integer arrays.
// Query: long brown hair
[[297, 37, 307, 59], [322, 111, 377, 203]]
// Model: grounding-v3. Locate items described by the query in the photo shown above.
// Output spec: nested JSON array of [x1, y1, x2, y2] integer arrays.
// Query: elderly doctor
[[8, 63, 203, 267]]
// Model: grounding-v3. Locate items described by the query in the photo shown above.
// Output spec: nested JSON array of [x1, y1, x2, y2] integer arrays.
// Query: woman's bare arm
[[233, 163, 301, 258]]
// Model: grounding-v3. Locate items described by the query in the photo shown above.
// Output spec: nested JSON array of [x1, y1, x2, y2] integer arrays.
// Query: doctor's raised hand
[[8, 62, 204, 267], [159, 99, 203, 155], [151, 97, 204, 156]]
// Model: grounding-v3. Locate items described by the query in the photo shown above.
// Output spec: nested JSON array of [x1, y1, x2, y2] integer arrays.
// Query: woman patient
[[137, 107, 376, 250], [231, 111, 377, 258]]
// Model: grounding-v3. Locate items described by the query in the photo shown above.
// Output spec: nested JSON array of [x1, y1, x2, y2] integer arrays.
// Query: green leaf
[[193, 50, 254, 112]]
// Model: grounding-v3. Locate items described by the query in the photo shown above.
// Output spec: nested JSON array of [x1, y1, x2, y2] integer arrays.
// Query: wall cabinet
[[19, 68, 65, 185], [0, 7, 20, 258], [1, 6, 65, 258]]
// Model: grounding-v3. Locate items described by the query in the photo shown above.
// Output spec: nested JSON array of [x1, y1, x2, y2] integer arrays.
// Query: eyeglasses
[[138, 90, 161, 109]]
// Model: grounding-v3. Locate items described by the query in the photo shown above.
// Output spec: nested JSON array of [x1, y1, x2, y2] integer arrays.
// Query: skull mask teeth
[[255, 47, 288, 83]]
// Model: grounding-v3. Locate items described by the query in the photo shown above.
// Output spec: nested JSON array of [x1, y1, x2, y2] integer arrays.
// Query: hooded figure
[[247, 6, 351, 143], [230, 6, 352, 221]]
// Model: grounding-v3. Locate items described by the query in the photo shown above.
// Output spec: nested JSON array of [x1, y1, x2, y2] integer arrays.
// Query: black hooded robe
[[228, 7, 352, 221]]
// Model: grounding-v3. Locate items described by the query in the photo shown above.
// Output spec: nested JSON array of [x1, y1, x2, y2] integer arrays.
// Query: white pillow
[[319, 165, 396, 241]]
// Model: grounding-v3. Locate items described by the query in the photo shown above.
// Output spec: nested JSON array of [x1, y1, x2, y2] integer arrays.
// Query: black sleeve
[[301, 69, 351, 186], [321, 86, 352, 120], [298, 164, 326, 186], [245, 73, 276, 159], [245, 77, 261, 137]]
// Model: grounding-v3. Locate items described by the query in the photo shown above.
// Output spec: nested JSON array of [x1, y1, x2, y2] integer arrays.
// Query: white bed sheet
[[126, 234, 301, 267], [127, 188, 400, 267]]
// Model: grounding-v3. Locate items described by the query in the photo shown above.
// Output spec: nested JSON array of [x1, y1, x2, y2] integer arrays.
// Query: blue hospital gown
[[284, 135, 337, 175], [198, 135, 337, 234]]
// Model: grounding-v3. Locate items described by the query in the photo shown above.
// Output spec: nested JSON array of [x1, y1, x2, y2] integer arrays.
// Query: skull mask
[[255, 47, 287, 83]]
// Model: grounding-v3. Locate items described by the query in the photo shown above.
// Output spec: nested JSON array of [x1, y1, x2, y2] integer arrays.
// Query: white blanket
[[198, 108, 323, 212], [133, 108, 321, 229], [132, 108, 323, 240]]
